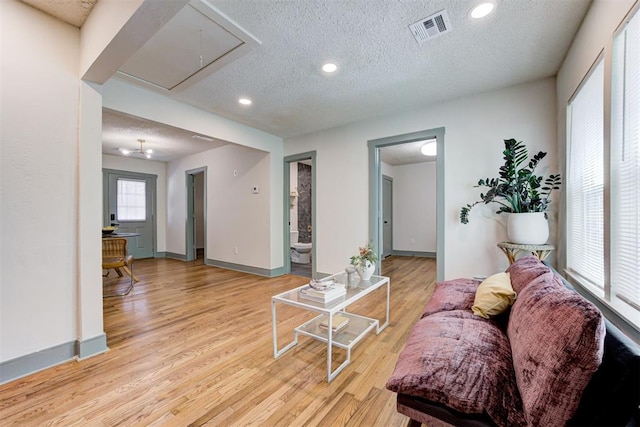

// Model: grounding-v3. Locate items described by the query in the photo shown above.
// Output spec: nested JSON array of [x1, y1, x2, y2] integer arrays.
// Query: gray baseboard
[[1, 341, 76, 385], [164, 252, 187, 261], [76, 333, 109, 360], [390, 250, 436, 258], [206, 258, 285, 277], [1, 333, 109, 385]]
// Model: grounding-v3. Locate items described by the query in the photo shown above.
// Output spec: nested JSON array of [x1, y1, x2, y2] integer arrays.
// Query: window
[[567, 7, 640, 330], [117, 178, 146, 221], [567, 59, 605, 292], [611, 8, 640, 322]]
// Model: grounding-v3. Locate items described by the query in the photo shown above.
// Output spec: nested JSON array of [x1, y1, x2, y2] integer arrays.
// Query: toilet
[[290, 230, 312, 264]]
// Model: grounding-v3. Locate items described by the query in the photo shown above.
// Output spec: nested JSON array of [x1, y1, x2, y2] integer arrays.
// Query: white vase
[[507, 212, 549, 245], [356, 261, 375, 281]]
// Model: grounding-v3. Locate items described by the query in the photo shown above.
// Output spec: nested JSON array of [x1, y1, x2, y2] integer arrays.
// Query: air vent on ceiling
[[409, 10, 451, 44]]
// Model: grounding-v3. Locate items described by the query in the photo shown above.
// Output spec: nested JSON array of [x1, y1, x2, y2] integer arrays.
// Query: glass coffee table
[[271, 272, 390, 382]]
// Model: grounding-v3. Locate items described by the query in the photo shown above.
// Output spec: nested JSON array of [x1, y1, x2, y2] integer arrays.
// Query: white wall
[[392, 162, 437, 253], [102, 79, 284, 269], [102, 154, 168, 253], [166, 144, 272, 269], [1, 1, 82, 361], [284, 78, 557, 279], [556, 0, 636, 271], [381, 161, 395, 178]]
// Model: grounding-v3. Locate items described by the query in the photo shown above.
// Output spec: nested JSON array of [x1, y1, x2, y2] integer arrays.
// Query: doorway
[[284, 151, 316, 278], [186, 167, 207, 262], [103, 169, 157, 259], [382, 175, 393, 259], [368, 128, 445, 281]]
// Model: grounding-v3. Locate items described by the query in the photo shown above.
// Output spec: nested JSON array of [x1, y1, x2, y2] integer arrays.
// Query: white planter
[[507, 212, 549, 245], [356, 261, 375, 281]]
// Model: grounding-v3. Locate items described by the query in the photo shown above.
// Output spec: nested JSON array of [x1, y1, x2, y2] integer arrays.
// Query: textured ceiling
[[21, 0, 97, 28], [169, 0, 591, 139], [381, 140, 437, 166], [102, 109, 228, 162], [22, 0, 593, 161]]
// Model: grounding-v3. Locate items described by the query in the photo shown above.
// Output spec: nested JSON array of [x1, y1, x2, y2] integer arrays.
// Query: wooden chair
[[102, 238, 138, 297]]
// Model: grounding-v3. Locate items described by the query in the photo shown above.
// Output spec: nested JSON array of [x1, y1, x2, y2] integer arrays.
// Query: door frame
[[283, 151, 317, 277], [382, 174, 393, 259], [102, 168, 158, 257], [185, 167, 207, 262], [367, 127, 445, 281]]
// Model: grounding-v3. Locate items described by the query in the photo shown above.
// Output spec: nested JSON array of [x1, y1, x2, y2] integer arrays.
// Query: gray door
[[104, 170, 155, 259], [382, 175, 393, 258]]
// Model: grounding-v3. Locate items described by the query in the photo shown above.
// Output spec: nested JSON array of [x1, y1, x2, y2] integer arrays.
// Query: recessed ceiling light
[[470, 2, 494, 19], [420, 140, 437, 156], [239, 98, 252, 105], [322, 63, 338, 73]]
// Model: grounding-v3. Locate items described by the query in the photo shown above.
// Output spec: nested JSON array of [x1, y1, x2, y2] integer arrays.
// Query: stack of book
[[319, 314, 350, 333], [299, 282, 346, 303]]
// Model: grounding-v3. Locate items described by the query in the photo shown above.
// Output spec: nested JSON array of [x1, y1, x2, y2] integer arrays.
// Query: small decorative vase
[[507, 212, 549, 245], [356, 261, 375, 281], [345, 266, 357, 288]]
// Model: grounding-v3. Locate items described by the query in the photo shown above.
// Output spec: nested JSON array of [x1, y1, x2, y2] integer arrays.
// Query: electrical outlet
[[252, 186, 259, 194], [233, 169, 238, 176], [410, 238, 415, 244], [233, 247, 239, 255]]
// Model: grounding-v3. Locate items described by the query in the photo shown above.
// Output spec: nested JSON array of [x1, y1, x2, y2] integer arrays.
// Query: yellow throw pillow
[[472, 272, 516, 319]]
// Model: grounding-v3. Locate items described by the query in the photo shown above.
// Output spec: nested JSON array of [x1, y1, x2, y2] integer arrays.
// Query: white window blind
[[612, 9, 640, 316], [567, 59, 605, 289], [117, 178, 146, 221]]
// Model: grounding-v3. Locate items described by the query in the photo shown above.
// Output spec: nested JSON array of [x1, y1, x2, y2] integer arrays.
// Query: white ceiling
[[22, 0, 592, 163], [21, 0, 97, 28], [102, 109, 228, 162], [381, 140, 437, 166]]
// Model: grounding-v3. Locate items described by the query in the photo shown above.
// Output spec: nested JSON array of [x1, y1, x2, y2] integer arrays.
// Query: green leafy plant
[[349, 242, 378, 268], [460, 138, 561, 224]]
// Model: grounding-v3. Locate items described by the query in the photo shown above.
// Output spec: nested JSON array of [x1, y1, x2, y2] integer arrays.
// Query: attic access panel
[[118, 0, 260, 92]]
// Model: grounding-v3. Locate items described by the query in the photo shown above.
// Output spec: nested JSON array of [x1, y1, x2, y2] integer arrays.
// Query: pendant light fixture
[[119, 139, 153, 159]]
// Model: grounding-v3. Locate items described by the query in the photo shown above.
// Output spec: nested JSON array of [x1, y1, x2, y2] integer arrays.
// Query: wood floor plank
[[0, 256, 435, 426]]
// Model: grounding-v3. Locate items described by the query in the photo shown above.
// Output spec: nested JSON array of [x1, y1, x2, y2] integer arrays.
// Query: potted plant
[[460, 138, 561, 244], [350, 242, 378, 280]]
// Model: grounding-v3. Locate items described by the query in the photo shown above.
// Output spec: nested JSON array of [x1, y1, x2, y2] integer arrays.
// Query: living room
[[2, 0, 639, 425]]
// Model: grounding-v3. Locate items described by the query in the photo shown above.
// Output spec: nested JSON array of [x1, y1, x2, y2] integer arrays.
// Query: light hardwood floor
[[0, 256, 436, 426]]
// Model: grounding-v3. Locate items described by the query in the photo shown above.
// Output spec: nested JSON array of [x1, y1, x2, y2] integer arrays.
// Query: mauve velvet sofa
[[386, 256, 640, 427]]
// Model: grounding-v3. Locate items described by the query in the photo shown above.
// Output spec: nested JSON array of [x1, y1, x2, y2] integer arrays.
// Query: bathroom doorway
[[368, 128, 445, 281], [284, 151, 316, 278], [186, 167, 207, 262]]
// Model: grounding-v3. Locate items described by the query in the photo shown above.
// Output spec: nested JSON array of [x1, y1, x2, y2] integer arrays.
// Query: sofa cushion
[[386, 310, 526, 427], [472, 272, 516, 319], [507, 268, 605, 427], [421, 278, 479, 318], [507, 255, 555, 293]]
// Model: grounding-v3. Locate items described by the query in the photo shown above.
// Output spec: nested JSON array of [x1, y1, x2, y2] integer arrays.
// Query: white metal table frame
[[271, 272, 390, 382]]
